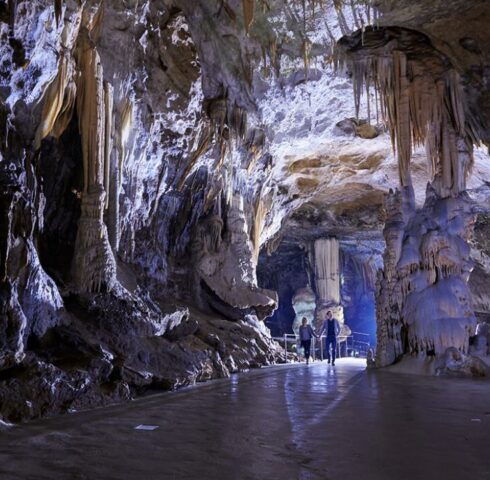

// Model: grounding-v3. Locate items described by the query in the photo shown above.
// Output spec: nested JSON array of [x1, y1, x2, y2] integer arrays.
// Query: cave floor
[[1, 358, 490, 480]]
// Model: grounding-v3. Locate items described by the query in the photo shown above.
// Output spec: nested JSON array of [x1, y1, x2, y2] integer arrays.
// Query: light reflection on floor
[[0, 358, 489, 480]]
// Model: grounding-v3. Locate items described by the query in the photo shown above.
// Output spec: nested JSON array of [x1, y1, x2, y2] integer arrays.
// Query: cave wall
[[470, 214, 490, 323], [341, 251, 377, 340], [257, 242, 310, 336], [0, 0, 293, 422]]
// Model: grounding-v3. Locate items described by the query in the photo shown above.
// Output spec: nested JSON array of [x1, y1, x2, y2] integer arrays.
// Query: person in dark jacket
[[298, 317, 318, 365], [318, 310, 341, 365]]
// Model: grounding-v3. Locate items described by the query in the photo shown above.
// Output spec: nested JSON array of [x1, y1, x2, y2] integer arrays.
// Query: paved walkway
[[1, 358, 489, 480]]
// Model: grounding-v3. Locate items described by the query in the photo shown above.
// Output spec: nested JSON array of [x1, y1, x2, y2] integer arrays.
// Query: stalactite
[[34, 54, 77, 149], [229, 104, 247, 141], [349, 0, 361, 30], [103, 82, 113, 210], [336, 27, 480, 196], [242, 0, 254, 33], [333, 0, 350, 37], [356, 257, 377, 293], [54, 0, 63, 26], [120, 98, 133, 167], [302, 37, 311, 78], [393, 51, 411, 186], [252, 197, 267, 265], [246, 129, 265, 174], [199, 216, 223, 253], [177, 125, 211, 192]]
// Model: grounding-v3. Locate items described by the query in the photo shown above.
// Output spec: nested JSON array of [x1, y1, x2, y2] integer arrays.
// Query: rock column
[[71, 29, 116, 293], [313, 238, 344, 328]]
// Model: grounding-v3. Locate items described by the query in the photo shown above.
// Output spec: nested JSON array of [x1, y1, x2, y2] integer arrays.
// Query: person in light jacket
[[298, 317, 317, 365], [318, 310, 341, 365]]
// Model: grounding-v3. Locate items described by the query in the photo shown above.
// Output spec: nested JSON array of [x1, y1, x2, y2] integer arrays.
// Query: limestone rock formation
[[375, 185, 477, 365], [338, 17, 490, 372], [291, 286, 316, 334], [192, 195, 277, 321], [1, 0, 489, 422]]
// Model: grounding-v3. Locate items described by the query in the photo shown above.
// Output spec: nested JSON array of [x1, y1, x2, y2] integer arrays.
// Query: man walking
[[318, 310, 341, 365]]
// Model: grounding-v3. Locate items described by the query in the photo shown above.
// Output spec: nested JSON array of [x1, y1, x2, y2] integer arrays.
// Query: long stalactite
[[336, 27, 481, 196]]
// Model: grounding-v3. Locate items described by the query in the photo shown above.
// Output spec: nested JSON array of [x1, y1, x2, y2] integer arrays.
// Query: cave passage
[[257, 236, 381, 355], [1, 0, 490, 478], [1, 359, 489, 480]]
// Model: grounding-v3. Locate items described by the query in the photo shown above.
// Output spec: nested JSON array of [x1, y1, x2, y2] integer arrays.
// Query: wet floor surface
[[1, 358, 490, 480]]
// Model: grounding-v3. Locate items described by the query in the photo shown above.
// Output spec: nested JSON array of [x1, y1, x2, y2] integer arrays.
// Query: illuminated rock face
[[375, 186, 477, 366], [191, 195, 277, 321], [291, 286, 316, 335], [337, 20, 490, 370], [0, 0, 289, 422]]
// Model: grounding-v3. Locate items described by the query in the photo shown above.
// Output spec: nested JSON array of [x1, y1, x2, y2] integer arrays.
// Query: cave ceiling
[[4, 0, 489, 248]]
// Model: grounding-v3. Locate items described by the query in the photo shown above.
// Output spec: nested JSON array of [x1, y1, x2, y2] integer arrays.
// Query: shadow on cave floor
[[1, 359, 489, 480]]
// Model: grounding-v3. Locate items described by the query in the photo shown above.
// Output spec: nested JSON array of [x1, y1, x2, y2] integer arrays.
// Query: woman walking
[[298, 317, 318, 365]]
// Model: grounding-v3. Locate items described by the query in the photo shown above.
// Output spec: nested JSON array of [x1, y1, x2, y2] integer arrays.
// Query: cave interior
[[0, 0, 489, 433]]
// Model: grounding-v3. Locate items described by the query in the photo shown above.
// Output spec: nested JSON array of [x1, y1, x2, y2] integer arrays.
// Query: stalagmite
[[292, 286, 316, 334]]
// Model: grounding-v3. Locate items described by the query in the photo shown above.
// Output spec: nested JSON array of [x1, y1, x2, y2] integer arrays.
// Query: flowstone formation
[[338, 24, 490, 372], [376, 185, 477, 366]]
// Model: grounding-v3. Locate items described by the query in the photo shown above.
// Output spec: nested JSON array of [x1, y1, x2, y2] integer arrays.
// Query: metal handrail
[[273, 331, 371, 363], [351, 332, 371, 338]]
